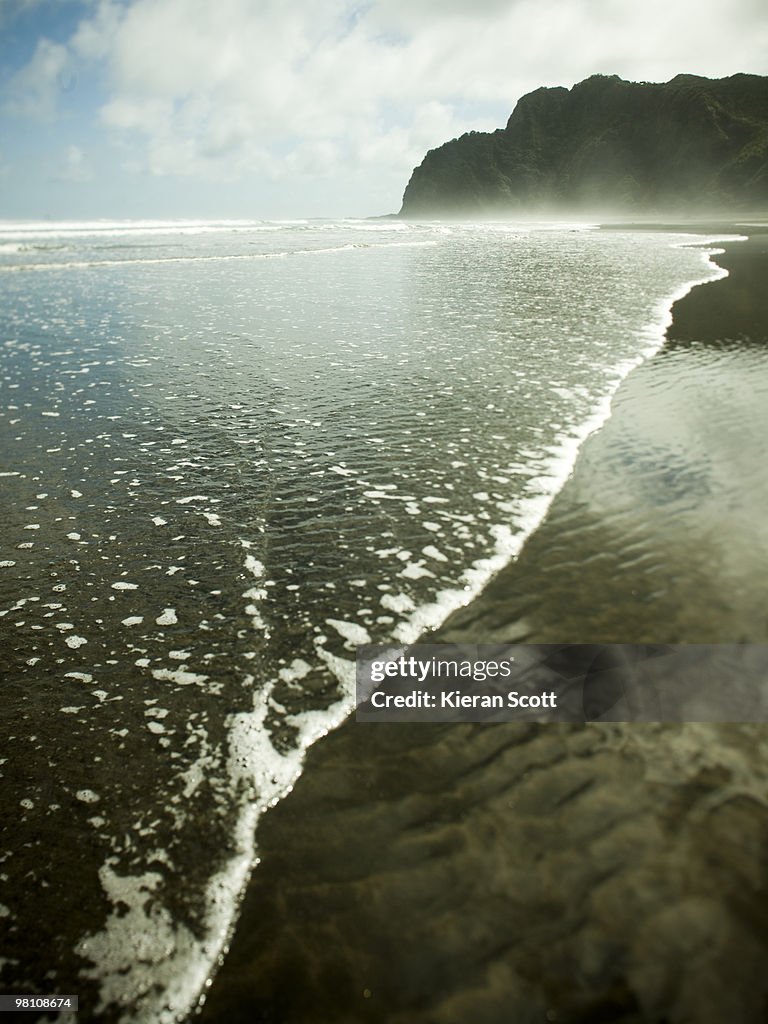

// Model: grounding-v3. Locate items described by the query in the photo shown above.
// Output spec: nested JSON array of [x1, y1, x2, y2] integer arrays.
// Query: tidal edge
[[195, 223, 768, 1024]]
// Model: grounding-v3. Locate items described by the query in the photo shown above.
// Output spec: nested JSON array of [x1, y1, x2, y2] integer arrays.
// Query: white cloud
[[61, 0, 515, 184], [71, 0, 124, 61], [4, 37, 71, 118]]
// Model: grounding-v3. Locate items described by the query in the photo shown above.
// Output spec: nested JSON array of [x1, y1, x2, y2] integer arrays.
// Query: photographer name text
[[369, 689, 558, 709]]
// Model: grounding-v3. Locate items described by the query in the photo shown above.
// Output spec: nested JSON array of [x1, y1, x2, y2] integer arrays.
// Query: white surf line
[[76, 536, 359, 1024], [0, 240, 438, 273], [325, 232, 745, 654], [0, 219, 270, 236], [329, 232, 746, 654], [79, 676, 358, 1024], [638, 232, 746, 357]]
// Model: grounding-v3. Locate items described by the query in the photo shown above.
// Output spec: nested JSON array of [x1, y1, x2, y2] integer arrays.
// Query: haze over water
[[0, 219, 729, 1020]]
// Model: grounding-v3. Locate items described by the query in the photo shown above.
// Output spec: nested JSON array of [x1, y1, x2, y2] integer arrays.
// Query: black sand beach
[[197, 229, 768, 1024]]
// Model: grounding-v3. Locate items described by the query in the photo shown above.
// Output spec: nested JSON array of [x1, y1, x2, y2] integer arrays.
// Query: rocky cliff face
[[399, 74, 768, 217]]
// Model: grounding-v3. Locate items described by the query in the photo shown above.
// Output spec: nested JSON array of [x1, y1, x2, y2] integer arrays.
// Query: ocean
[[0, 218, 736, 1020]]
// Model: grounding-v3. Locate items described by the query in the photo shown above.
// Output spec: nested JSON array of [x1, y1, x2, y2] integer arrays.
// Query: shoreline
[[196, 227, 768, 1023], [432, 230, 768, 647], [372, 229, 733, 648], [172, 224, 735, 1022]]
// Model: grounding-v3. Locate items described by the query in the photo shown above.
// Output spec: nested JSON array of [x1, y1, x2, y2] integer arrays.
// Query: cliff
[[399, 74, 768, 217]]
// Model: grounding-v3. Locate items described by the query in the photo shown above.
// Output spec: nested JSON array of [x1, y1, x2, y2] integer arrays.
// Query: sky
[[0, 0, 766, 220]]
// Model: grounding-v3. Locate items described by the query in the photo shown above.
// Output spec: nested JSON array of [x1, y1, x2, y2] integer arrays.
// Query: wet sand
[[198, 229, 768, 1024]]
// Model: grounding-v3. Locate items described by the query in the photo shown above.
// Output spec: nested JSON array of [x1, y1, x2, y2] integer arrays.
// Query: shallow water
[[0, 219, 732, 1019]]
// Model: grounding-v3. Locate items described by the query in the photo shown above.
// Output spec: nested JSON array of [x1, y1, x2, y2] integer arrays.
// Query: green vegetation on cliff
[[399, 74, 768, 217]]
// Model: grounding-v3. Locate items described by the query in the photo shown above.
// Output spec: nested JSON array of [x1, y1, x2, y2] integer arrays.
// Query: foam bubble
[[325, 619, 371, 645], [151, 668, 208, 686], [76, 790, 100, 804], [244, 555, 265, 578]]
